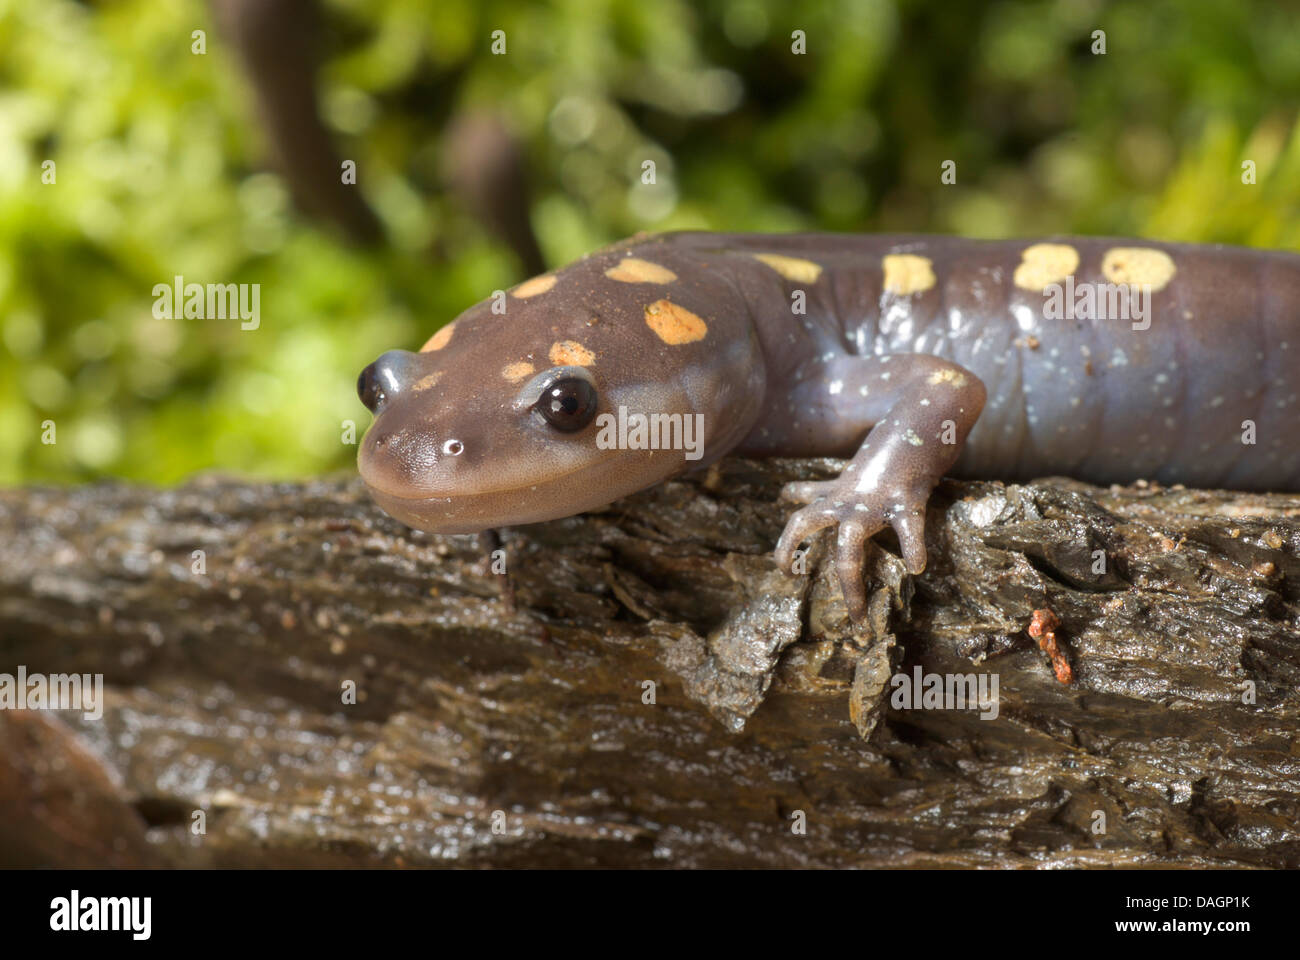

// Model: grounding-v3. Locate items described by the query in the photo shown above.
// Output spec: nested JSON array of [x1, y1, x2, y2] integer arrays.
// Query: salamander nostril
[[357, 362, 386, 413]]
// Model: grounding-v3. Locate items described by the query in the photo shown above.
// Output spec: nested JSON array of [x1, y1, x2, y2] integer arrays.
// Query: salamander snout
[[357, 349, 420, 413]]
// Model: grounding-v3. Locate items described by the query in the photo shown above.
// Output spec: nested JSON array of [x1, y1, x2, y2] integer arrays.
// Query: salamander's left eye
[[536, 378, 598, 433]]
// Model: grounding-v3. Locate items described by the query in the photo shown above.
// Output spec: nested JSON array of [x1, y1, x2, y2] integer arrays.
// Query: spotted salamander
[[357, 232, 1300, 620]]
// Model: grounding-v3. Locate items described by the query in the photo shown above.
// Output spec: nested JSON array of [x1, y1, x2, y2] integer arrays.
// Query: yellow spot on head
[[927, 368, 968, 388], [882, 254, 936, 295], [548, 340, 595, 366], [1101, 247, 1176, 291], [1013, 243, 1080, 291], [752, 253, 823, 284], [421, 323, 455, 352], [512, 274, 558, 299], [501, 361, 535, 383], [644, 299, 708, 345], [412, 371, 444, 392], [605, 258, 678, 284]]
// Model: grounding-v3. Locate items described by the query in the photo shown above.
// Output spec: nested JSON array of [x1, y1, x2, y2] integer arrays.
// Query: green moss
[[2, 0, 1297, 483]]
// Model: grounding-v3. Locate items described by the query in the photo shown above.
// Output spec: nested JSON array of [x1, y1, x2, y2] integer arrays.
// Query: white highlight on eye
[[381, 368, 402, 394], [442, 439, 464, 456]]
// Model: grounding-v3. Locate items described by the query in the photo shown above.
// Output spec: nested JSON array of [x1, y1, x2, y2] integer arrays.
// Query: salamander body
[[357, 232, 1300, 618]]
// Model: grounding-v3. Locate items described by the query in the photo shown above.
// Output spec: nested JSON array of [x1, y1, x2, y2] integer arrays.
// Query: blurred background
[[2, 0, 1299, 485]]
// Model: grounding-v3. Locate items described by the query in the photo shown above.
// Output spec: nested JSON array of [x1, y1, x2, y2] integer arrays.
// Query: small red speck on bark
[[1028, 608, 1072, 685]]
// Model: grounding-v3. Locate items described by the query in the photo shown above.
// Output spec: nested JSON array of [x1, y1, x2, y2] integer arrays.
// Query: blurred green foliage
[[2, 0, 1299, 484]]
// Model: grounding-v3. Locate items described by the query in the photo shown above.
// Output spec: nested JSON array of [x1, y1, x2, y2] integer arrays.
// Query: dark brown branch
[[212, 0, 385, 245], [0, 460, 1297, 867]]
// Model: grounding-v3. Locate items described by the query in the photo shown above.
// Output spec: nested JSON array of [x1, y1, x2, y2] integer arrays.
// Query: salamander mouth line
[[361, 449, 628, 502]]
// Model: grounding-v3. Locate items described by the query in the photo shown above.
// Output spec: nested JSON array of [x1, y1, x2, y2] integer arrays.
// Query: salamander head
[[356, 344, 645, 534], [356, 248, 765, 534]]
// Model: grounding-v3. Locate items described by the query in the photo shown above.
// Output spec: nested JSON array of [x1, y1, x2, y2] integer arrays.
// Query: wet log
[[0, 460, 1297, 868]]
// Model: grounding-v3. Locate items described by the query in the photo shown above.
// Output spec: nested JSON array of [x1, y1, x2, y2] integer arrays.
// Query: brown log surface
[[1, 460, 1298, 868]]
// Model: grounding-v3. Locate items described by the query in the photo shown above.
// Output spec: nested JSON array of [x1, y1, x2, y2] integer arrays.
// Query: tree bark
[[1, 460, 1297, 868]]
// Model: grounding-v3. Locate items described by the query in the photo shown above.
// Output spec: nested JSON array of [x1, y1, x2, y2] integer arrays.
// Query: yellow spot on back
[[412, 371, 444, 392], [1013, 243, 1079, 291], [752, 253, 823, 284], [605, 258, 678, 284], [1101, 247, 1176, 291], [882, 254, 937, 295], [644, 299, 708, 345], [421, 323, 455, 352], [512, 274, 558, 298], [501, 361, 535, 383], [928, 368, 968, 388], [549, 340, 595, 366]]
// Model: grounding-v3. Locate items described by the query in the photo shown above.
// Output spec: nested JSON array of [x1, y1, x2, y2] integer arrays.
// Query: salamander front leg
[[773, 355, 987, 622]]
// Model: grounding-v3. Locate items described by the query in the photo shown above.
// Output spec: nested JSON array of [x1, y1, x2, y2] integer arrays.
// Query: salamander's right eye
[[536, 378, 598, 433], [357, 362, 387, 413]]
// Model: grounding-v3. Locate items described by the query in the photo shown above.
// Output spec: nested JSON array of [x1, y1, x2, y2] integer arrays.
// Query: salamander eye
[[536, 378, 598, 433], [357, 362, 387, 413]]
